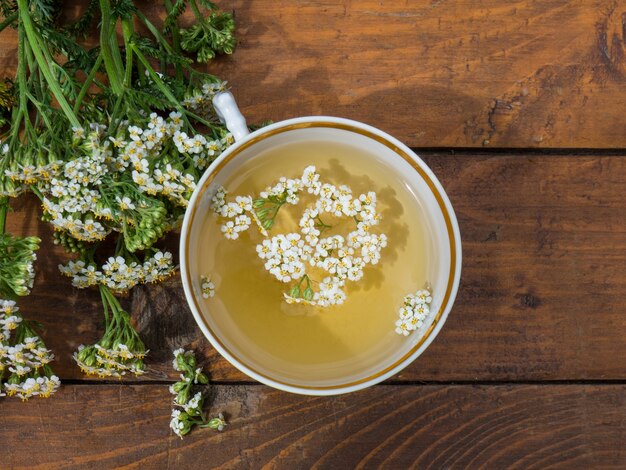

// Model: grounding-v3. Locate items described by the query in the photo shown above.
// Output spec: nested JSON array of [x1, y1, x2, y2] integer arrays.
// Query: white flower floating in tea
[[211, 166, 388, 307], [200, 275, 216, 299], [395, 289, 433, 336]]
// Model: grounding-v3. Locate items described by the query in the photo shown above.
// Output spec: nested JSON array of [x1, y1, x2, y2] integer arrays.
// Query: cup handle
[[212, 91, 250, 142]]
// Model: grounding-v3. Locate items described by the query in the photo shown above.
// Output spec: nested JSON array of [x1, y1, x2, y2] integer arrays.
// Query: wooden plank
[[208, 0, 626, 148], [2, 1, 626, 148], [6, 154, 626, 382], [0, 384, 624, 468]]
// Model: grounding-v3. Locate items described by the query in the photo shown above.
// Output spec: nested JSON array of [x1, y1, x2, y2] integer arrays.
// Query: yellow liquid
[[197, 140, 430, 386]]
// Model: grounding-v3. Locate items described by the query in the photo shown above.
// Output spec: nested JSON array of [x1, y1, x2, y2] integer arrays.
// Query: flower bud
[[303, 287, 314, 301], [173, 381, 186, 392], [175, 354, 188, 371], [177, 389, 189, 405], [206, 414, 226, 432]]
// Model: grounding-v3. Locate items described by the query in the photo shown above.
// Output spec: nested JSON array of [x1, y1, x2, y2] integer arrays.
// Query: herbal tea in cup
[[180, 93, 461, 395]]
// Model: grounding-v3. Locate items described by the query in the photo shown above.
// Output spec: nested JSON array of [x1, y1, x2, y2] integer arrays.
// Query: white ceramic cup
[[180, 92, 462, 395]]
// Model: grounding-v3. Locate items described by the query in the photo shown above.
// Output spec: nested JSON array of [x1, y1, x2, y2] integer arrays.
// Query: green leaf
[[163, 0, 186, 34], [180, 10, 236, 63], [31, 0, 58, 23], [110, 0, 136, 20], [64, 0, 99, 39]]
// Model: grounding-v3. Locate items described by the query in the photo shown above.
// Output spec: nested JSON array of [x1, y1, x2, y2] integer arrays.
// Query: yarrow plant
[[212, 166, 388, 307], [0, 225, 59, 399], [0, 0, 237, 380], [395, 289, 433, 336], [73, 286, 148, 377], [0, 300, 60, 399], [169, 348, 226, 438]]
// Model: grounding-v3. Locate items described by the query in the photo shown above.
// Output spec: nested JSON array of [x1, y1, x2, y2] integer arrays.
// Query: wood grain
[[208, 0, 626, 148], [7, 154, 626, 382], [1, 2, 624, 467], [0, 384, 624, 468], [3, 1, 626, 148]]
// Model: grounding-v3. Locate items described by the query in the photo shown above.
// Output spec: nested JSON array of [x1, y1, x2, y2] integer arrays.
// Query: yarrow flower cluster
[[0, 142, 62, 198], [36, 109, 233, 249], [183, 82, 227, 117], [395, 289, 433, 336], [74, 342, 146, 378], [0, 300, 60, 400], [59, 251, 174, 293], [212, 166, 387, 307], [0, 234, 39, 297], [121, 110, 232, 207], [73, 287, 148, 377], [169, 349, 226, 438], [200, 275, 215, 299]]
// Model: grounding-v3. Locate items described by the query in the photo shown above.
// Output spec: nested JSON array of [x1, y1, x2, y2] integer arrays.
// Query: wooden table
[[2, 1, 626, 468]]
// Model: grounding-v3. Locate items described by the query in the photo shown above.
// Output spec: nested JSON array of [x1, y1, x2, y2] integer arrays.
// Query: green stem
[[189, 0, 205, 23], [9, 106, 24, 144], [102, 286, 123, 316], [25, 91, 53, 129], [23, 41, 43, 127], [99, 284, 111, 329], [122, 18, 134, 88], [29, 185, 43, 200], [16, 23, 28, 131], [314, 215, 332, 230], [0, 11, 18, 34], [17, 0, 80, 128], [184, 109, 219, 130], [163, 0, 183, 80], [0, 198, 8, 234], [134, 9, 178, 57], [73, 53, 103, 114], [132, 45, 194, 122], [98, 0, 124, 95], [109, 91, 126, 128], [100, 285, 124, 333]]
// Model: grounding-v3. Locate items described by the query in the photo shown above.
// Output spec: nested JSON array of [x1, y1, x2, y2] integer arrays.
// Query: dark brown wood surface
[[2, 384, 625, 469], [2, 1, 626, 468], [210, 0, 626, 149]]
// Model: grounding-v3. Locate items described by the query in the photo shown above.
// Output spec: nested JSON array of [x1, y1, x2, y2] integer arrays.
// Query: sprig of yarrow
[[73, 285, 148, 377], [0, 204, 59, 400], [169, 348, 226, 438], [0, 233, 39, 297], [59, 250, 175, 293], [180, 0, 236, 63], [0, 299, 60, 400]]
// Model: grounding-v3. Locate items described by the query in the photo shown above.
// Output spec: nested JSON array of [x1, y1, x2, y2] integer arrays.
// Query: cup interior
[[181, 120, 459, 394]]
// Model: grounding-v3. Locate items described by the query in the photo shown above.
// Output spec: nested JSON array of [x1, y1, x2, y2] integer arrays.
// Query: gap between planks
[[412, 147, 626, 156], [60, 379, 626, 387]]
